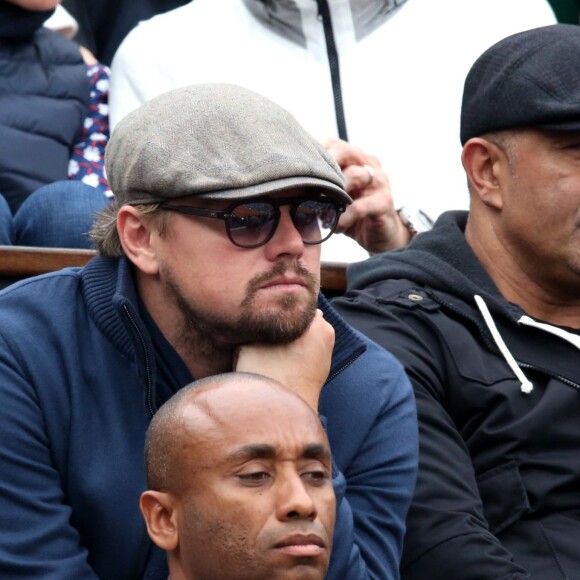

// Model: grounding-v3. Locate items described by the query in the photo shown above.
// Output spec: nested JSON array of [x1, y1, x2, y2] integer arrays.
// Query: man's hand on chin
[[234, 309, 335, 411]]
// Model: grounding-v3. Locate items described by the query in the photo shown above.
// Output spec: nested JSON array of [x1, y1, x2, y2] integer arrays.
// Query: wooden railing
[[0, 246, 347, 293]]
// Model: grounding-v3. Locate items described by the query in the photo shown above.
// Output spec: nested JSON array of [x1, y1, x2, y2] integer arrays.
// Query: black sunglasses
[[160, 197, 346, 248]]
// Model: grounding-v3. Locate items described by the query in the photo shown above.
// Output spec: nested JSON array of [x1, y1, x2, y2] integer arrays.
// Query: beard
[[162, 260, 319, 355]]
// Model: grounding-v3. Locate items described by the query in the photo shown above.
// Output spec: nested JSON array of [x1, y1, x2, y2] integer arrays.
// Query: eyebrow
[[226, 443, 331, 463], [303, 444, 331, 461]]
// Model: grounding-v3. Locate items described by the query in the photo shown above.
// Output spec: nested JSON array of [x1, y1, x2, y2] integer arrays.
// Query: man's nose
[[276, 473, 318, 521], [263, 207, 305, 259]]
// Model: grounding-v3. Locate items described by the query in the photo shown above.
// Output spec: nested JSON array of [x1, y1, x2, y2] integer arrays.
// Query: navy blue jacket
[[0, 255, 417, 578], [333, 211, 580, 579], [0, 2, 89, 212]]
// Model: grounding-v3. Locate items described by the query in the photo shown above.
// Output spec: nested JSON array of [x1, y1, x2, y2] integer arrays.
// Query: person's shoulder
[[351, 327, 412, 390], [321, 328, 415, 455], [0, 267, 83, 299], [332, 323, 414, 404], [356, 276, 427, 298], [0, 256, 120, 311], [336, 276, 440, 316], [111, 0, 226, 70], [0, 268, 85, 336], [26, 26, 85, 70], [125, 0, 238, 37]]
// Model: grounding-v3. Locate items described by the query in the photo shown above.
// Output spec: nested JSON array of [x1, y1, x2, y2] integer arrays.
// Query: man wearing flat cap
[[0, 83, 418, 578], [333, 23, 580, 579]]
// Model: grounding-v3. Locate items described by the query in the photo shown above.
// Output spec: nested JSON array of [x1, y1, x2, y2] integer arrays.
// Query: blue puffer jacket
[[0, 255, 418, 579], [0, 2, 89, 212]]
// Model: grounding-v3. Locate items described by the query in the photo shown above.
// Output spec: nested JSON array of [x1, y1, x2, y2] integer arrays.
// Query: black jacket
[[332, 211, 580, 579]]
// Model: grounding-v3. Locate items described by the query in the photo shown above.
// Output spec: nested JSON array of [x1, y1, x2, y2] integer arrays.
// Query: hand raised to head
[[322, 138, 412, 253]]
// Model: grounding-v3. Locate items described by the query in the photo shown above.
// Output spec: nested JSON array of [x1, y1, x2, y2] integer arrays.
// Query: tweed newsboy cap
[[105, 83, 351, 206], [461, 24, 580, 145]]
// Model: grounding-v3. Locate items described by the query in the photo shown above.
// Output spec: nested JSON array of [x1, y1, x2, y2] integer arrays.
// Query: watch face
[[399, 207, 434, 234]]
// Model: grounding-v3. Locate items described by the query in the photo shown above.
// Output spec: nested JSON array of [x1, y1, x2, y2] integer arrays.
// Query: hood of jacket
[[347, 210, 527, 323], [0, 2, 55, 39]]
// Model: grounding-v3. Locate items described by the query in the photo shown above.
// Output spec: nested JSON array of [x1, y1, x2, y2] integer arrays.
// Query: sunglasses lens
[[228, 203, 277, 247], [226, 199, 341, 248], [293, 201, 339, 243]]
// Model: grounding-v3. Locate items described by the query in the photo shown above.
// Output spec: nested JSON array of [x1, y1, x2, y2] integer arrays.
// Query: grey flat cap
[[106, 83, 351, 206]]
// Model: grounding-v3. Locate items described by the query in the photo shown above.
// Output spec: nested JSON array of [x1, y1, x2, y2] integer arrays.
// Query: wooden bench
[[0, 246, 348, 293]]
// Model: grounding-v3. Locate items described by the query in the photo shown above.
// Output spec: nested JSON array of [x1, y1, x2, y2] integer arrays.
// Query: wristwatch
[[397, 206, 434, 236]]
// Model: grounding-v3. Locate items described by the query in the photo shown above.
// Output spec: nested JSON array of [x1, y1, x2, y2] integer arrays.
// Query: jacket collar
[[0, 3, 55, 39], [242, 0, 409, 46]]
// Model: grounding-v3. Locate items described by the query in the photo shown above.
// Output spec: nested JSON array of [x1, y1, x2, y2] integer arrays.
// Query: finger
[[323, 139, 370, 167], [337, 186, 395, 232], [341, 164, 376, 192], [350, 192, 394, 218], [310, 308, 324, 323], [310, 308, 334, 333], [363, 164, 375, 187], [319, 136, 339, 150], [310, 308, 328, 328]]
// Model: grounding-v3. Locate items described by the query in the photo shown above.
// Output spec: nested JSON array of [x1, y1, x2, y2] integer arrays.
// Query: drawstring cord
[[474, 295, 533, 394], [518, 314, 580, 350]]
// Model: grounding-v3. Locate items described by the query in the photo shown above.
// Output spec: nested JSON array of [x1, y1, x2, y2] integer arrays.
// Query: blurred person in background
[[0, 0, 110, 247]]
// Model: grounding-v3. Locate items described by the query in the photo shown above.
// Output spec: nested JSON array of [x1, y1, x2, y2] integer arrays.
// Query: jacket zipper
[[316, 0, 348, 140], [518, 362, 580, 392], [327, 348, 364, 383], [123, 305, 155, 417]]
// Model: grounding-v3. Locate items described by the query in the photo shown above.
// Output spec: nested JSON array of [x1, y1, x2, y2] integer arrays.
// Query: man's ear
[[117, 206, 160, 275], [140, 491, 179, 551], [461, 138, 507, 210]]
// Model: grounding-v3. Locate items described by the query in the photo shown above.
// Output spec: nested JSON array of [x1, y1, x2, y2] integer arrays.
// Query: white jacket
[[110, 0, 556, 262]]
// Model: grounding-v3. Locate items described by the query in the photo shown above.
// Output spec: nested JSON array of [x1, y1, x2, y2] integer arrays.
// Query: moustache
[[246, 261, 319, 296]]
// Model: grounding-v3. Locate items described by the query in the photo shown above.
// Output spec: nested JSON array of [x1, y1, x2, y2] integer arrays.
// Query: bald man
[[140, 372, 336, 580]]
